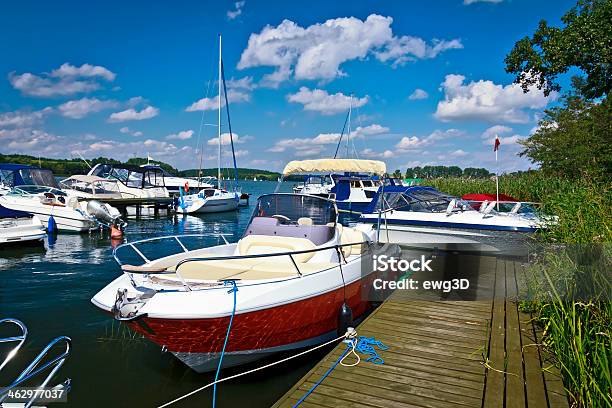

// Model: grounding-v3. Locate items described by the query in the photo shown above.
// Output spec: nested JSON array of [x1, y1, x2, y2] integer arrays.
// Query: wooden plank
[[519, 310, 548, 408], [505, 267, 526, 408], [482, 257, 506, 408]]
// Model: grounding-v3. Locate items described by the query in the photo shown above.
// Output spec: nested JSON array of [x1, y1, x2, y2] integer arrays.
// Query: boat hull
[[177, 194, 239, 214], [0, 216, 46, 245], [124, 277, 372, 372]]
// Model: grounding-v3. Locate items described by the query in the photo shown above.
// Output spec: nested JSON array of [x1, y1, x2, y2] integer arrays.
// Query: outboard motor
[[86, 200, 126, 236]]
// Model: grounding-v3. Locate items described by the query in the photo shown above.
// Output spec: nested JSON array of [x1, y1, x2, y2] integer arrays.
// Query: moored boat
[[359, 185, 549, 254], [91, 193, 400, 372], [0, 215, 46, 245]]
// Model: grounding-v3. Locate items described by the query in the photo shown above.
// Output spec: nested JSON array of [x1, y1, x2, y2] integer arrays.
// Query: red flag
[[494, 135, 500, 152]]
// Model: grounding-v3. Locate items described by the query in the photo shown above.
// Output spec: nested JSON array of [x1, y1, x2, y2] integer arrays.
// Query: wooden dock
[[273, 257, 569, 408]]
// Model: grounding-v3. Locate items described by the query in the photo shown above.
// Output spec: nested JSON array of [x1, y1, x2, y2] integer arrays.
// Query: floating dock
[[93, 197, 174, 215], [273, 257, 569, 408]]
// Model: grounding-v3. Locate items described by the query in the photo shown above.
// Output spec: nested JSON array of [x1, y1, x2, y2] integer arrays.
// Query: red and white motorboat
[[91, 193, 399, 372]]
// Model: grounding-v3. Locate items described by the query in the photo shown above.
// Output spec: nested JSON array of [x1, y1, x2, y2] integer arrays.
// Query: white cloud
[[227, 1, 245, 20], [8, 63, 115, 97], [166, 130, 194, 140], [408, 89, 429, 100], [481, 124, 513, 139], [50, 63, 116, 81], [186, 89, 250, 112], [268, 123, 389, 154], [226, 76, 256, 90], [395, 129, 464, 150], [238, 14, 462, 85], [58, 97, 118, 119], [287, 87, 368, 115], [449, 149, 468, 157], [435, 74, 555, 123], [376, 38, 463, 67], [464, 0, 502, 4], [108, 106, 159, 122], [361, 148, 394, 158], [119, 126, 143, 137], [0, 107, 52, 128], [207, 133, 252, 146]]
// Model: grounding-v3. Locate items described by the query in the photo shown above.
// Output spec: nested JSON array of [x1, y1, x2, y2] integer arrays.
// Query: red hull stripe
[[128, 278, 375, 353]]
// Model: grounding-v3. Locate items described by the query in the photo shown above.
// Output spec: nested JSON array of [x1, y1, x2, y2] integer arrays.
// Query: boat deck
[[273, 256, 569, 408]]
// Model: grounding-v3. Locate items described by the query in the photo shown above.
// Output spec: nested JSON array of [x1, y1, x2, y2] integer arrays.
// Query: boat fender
[[47, 215, 57, 234], [337, 302, 353, 337], [184, 181, 189, 193]]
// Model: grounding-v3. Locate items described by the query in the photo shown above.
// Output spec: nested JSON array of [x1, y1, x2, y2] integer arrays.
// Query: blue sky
[[0, 0, 576, 173]]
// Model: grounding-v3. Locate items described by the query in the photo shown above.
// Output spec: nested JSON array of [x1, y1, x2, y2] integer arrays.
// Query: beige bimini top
[[282, 159, 386, 176]]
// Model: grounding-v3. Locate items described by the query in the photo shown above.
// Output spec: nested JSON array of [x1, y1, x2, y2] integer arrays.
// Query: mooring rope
[[292, 335, 389, 407], [212, 280, 238, 408], [157, 332, 353, 408]]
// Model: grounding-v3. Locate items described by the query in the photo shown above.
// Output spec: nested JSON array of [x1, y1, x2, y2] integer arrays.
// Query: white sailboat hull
[[176, 192, 239, 214]]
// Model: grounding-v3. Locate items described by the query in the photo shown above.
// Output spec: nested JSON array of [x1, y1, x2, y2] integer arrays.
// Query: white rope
[[339, 338, 360, 367], [158, 331, 356, 408]]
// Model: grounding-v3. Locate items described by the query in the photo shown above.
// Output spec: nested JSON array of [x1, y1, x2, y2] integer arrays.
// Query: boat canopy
[[90, 163, 165, 188], [364, 186, 470, 214], [0, 163, 58, 188], [283, 159, 386, 176]]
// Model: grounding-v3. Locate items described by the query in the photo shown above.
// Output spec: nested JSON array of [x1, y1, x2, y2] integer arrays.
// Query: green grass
[[423, 172, 611, 407]]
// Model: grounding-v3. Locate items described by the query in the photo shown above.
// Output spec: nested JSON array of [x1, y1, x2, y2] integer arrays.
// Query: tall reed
[[424, 173, 611, 407]]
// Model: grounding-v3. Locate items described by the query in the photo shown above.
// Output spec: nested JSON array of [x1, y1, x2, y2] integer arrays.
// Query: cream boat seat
[[158, 235, 333, 281]]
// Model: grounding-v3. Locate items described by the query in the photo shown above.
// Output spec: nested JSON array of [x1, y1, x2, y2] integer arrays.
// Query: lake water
[[0, 181, 344, 407]]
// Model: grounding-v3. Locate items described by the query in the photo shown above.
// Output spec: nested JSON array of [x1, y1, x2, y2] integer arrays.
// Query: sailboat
[[176, 35, 240, 214]]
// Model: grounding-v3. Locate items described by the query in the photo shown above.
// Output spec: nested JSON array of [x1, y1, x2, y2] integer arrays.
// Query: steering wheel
[[271, 214, 291, 223]]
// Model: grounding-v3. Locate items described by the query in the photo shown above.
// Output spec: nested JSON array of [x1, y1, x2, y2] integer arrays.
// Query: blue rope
[[355, 336, 388, 364], [212, 280, 238, 408], [292, 336, 388, 407], [292, 343, 352, 408]]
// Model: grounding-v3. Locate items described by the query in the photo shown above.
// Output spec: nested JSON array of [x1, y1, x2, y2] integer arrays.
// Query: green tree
[[505, 0, 611, 99], [520, 95, 611, 177]]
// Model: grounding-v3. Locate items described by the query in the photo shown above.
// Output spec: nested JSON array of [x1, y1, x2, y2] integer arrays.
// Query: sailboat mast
[[217, 34, 222, 189], [346, 94, 352, 158]]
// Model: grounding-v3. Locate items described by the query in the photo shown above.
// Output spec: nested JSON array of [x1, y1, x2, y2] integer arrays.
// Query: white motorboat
[[0, 216, 46, 245], [177, 35, 242, 215], [92, 193, 400, 372], [176, 188, 239, 214], [359, 185, 548, 254], [285, 159, 385, 213], [59, 175, 124, 200], [0, 186, 122, 232], [140, 164, 214, 195], [87, 164, 169, 198]]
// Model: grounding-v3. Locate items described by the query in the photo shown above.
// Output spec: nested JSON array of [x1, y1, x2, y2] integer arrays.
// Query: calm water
[[0, 181, 339, 407]]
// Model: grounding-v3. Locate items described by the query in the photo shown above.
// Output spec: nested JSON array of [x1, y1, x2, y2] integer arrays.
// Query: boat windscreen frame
[[92, 164, 166, 189], [245, 193, 338, 231]]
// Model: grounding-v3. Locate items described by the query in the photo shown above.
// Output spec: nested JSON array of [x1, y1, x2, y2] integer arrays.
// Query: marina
[[1, 1, 609, 407]]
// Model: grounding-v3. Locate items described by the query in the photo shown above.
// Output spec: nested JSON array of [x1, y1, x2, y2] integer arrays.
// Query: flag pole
[[495, 134, 499, 211]]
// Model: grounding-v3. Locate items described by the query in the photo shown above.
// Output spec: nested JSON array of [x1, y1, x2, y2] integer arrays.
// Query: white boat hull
[[0, 197, 96, 232], [177, 192, 239, 214], [0, 216, 46, 244]]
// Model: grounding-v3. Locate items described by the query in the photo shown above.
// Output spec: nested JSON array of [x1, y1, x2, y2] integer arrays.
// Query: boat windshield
[[91, 164, 164, 188], [60, 178, 121, 194], [9, 185, 67, 196], [243, 194, 337, 244], [18, 169, 59, 188], [303, 175, 330, 186], [372, 187, 472, 213]]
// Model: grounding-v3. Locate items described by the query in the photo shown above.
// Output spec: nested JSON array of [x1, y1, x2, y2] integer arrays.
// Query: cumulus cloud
[[395, 129, 464, 150], [58, 97, 118, 119], [464, 0, 502, 4], [8, 63, 116, 97], [238, 14, 462, 86], [360, 148, 394, 158], [186, 89, 250, 112], [481, 124, 512, 139], [227, 1, 245, 20], [207, 133, 252, 146], [0, 107, 52, 128], [108, 106, 159, 122], [119, 126, 143, 137], [166, 130, 194, 140], [408, 88, 429, 100], [449, 149, 468, 157], [287, 87, 368, 115], [435, 74, 554, 123], [268, 123, 389, 154]]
